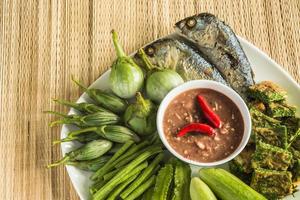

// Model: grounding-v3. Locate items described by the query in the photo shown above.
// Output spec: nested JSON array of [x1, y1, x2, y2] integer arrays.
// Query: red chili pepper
[[197, 95, 222, 128], [177, 123, 215, 137]]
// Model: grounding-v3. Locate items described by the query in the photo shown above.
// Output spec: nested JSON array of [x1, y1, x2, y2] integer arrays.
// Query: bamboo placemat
[[1, 0, 300, 199]]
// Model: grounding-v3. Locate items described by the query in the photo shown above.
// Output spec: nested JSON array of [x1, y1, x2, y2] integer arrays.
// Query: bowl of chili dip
[[157, 80, 251, 166]]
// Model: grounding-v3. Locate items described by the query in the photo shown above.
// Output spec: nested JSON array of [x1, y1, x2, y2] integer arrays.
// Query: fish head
[[175, 13, 220, 48], [140, 37, 183, 70]]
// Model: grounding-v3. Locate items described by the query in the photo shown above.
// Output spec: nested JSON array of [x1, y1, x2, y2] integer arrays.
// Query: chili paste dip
[[163, 88, 244, 162]]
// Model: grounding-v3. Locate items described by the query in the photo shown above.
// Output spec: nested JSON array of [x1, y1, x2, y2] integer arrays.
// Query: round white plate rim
[[59, 36, 300, 200]]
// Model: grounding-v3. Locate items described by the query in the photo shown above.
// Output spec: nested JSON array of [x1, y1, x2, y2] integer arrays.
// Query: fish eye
[[145, 46, 155, 57], [186, 18, 196, 28]]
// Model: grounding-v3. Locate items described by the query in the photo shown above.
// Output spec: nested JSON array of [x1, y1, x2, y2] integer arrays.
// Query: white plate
[[60, 37, 300, 200]]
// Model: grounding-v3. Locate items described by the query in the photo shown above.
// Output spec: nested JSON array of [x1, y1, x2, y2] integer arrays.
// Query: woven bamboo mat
[[1, 0, 300, 199]]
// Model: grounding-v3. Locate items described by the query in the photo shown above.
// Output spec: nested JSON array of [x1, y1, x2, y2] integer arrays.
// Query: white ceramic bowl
[[157, 80, 252, 167]]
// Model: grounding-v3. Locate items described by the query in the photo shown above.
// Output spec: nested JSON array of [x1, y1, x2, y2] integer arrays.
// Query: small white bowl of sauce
[[157, 80, 251, 167]]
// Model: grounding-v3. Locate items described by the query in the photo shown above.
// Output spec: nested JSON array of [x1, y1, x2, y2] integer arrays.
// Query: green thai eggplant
[[58, 125, 140, 143], [66, 155, 111, 172], [109, 30, 144, 98], [138, 49, 184, 103], [72, 77, 127, 113], [46, 111, 120, 127], [53, 131, 100, 145], [146, 69, 184, 102], [124, 92, 157, 135], [47, 139, 113, 168], [53, 99, 111, 114]]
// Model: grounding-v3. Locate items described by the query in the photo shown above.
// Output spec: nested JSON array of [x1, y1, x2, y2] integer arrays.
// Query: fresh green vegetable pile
[[47, 30, 189, 199], [230, 81, 300, 199]]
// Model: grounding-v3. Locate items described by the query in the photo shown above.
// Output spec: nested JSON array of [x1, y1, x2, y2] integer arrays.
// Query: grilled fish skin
[[175, 13, 254, 96], [133, 34, 228, 85]]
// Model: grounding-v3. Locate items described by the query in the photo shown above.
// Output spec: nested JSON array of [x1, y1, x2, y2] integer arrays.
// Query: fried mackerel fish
[[251, 168, 294, 200], [175, 13, 254, 98], [133, 34, 228, 84]]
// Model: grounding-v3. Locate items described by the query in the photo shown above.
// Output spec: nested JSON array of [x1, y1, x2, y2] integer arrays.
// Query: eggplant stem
[[111, 30, 126, 57], [49, 120, 65, 127], [44, 110, 68, 117], [53, 99, 77, 108], [47, 156, 70, 168], [136, 92, 147, 110], [52, 136, 78, 145], [68, 127, 98, 137], [71, 76, 88, 92], [138, 48, 155, 71], [52, 140, 62, 145], [64, 161, 77, 166]]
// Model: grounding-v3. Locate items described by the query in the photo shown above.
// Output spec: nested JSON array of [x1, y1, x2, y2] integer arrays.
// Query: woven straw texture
[[1, 0, 300, 199]]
